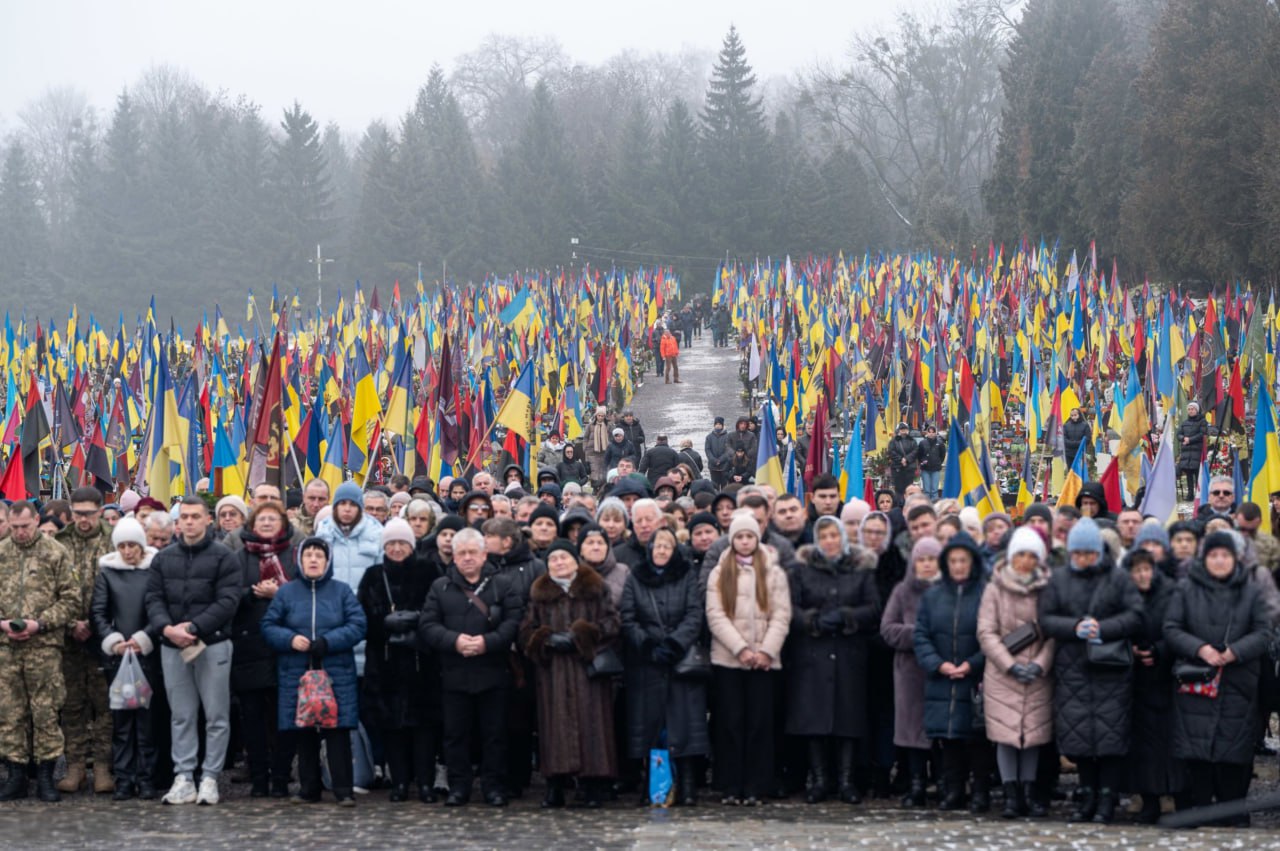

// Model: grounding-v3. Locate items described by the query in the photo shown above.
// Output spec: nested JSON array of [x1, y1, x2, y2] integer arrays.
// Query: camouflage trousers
[[61, 645, 111, 765], [0, 644, 65, 762]]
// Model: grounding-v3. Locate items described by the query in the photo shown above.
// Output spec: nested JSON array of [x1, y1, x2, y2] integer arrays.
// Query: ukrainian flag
[[1056, 438, 1088, 511], [1249, 382, 1280, 534], [494, 361, 535, 442], [755, 403, 785, 492]]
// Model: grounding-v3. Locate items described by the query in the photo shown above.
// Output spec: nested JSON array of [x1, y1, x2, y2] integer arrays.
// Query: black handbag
[[1001, 621, 1040, 655], [381, 572, 421, 647], [586, 646, 625, 680], [646, 588, 712, 680], [1084, 571, 1134, 669], [1172, 659, 1217, 685]]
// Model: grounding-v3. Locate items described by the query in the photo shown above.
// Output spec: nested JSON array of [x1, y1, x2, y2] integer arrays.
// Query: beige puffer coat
[[706, 549, 792, 670], [976, 560, 1056, 748]]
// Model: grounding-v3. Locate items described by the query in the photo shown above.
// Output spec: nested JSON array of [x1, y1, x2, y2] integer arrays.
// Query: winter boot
[[1092, 788, 1117, 824], [36, 761, 60, 802], [676, 758, 698, 807], [837, 739, 860, 804], [57, 762, 85, 793], [1000, 781, 1021, 818], [969, 776, 991, 814], [540, 776, 565, 809], [0, 761, 27, 801], [1023, 782, 1047, 817], [805, 739, 828, 804], [1135, 793, 1161, 824], [93, 767, 115, 794], [1069, 787, 1096, 823], [901, 775, 927, 808]]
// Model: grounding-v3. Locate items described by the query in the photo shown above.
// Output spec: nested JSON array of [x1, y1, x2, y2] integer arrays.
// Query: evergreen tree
[[653, 99, 705, 259], [699, 26, 775, 254], [984, 0, 1126, 248], [600, 100, 660, 253], [351, 121, 407, 284], [0, 142, 52, 312], [497, 79, 582, 271], [1126, 0, 1277, 279], [272, 101, 333, 283]]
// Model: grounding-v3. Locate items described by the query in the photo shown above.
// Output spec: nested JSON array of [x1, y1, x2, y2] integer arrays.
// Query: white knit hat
[[727, 510, 760, 545], [381, 517, 415, 549], [111, 517, 147, 548], [1006, 526, 1047, 562]]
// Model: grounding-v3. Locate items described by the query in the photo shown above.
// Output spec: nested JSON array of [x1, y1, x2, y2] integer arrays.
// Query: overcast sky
[[1, 0, 944, 133]]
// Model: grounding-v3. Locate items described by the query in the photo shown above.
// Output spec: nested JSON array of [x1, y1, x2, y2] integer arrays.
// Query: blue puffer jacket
[[315, 513, 382, 674], [262, 559, 367, 731], [913, 533, 987, 740]]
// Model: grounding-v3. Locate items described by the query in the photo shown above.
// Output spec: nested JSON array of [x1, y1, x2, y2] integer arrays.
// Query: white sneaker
[[434, 763, 449, 793], [162, 775, 197, 805], [353, 785, 370, 795], [196, 776, 220, 805]]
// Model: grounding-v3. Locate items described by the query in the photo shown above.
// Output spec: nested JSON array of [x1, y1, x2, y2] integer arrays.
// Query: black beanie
[[544, 537, 579, 563]]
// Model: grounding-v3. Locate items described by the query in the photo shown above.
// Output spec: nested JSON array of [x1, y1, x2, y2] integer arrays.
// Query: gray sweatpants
[[161, 641, 233, 780]]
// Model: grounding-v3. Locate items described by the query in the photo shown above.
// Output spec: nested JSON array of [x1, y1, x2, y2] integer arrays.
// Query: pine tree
[[418, 67, 488, 280], [351, 120, 407, 284], [498, 79, 582, 271], [600, 100, 660, 253], [699, 26, 775, 254], [653, 99, 706, 259], [272, 101, 333, 282], [0, 142, 52, 311]]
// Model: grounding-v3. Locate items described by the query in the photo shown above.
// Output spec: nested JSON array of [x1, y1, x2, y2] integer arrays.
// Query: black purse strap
[[645, 587, 668, 632], [381, 569, 398, 613]]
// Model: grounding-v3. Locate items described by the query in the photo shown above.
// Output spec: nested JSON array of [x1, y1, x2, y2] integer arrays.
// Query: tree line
[[1, 0, 1277, 324]]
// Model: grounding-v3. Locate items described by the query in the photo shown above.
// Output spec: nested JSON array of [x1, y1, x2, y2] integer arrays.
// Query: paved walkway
[[626, 332, 744, 452]]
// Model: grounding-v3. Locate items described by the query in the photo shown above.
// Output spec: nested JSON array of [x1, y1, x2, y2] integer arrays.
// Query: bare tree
[[15, 86, 93, 239], [802, 0, 1006, 240], [449, 34, 568, 154]]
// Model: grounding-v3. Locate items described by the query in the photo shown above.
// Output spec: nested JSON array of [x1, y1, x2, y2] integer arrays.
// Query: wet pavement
[[5, 780, 1280, 849], [628, 333, 746, 452]]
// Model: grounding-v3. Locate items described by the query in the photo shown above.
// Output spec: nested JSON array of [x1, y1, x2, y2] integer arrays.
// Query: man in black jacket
[[145, 496, 242, 806], [886, 423, 919, 497], [639, 434, 680, 485], [917, 424, 947, 500], [420, 528, 523, 807], [705, 416, 733, 487]]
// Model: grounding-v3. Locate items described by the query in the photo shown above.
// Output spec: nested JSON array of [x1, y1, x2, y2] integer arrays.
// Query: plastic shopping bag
[[108, 649, 153, 710], [648, 747, 675, 807], [295, 668, 339, 728]]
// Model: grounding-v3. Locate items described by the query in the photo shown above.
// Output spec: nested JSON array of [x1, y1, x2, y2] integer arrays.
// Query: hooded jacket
[[262, 556, 368, 730]]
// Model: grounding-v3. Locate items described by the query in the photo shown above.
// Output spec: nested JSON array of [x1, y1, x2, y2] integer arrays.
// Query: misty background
[[1, 0, 1278, 324]]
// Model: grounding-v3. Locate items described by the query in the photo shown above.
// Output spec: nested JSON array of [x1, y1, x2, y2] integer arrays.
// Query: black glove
[[1024, 662, 1043, 680], [818, 609, 845, 633], [309, 636, 328, 660], [547, 632, 576, 653], [1008, 662, 1032, 683], [651, 641, 679, 666]]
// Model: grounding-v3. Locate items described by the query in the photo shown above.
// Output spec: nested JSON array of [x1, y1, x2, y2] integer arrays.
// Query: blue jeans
[[920, 469, 940, 500]]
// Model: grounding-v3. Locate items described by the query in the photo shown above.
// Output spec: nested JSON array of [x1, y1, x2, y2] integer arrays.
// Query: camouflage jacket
[[0, 532, 79, 648], [55, 521, 115, 625]]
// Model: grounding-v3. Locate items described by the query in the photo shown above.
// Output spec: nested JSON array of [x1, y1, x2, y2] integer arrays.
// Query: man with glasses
[[0, 501, 78, 802], [362, 489, 391, 525], [54, 488, 117, 794], [1196, 475, 1237, 528]]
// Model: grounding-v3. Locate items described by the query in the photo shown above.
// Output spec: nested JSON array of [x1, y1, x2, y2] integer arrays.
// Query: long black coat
[[1176, 413, 1207, 473], [420, 562, 524, 694], [1164, 562, 1271, 765], [1128, 570, 1184, 794], [785, 545, 881, 737], [913, 548, 987, 741], [619, 547, 710, 759], [1063, 416, 1091, 467], [358, 550, 442, 729], [1039, 560, 1144, 758], [230, 531, 298, 692]]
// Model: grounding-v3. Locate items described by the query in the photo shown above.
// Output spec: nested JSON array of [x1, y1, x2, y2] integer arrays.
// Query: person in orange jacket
[[660, 328, 681, 384]]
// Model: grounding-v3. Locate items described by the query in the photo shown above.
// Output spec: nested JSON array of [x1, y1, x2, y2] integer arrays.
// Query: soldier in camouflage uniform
[[54, 487, 116, 794], [0, 501, 80, 802], [295, 479, 330, 537]]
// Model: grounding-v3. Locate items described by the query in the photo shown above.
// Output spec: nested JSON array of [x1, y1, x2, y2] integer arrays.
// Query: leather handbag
[[1001, 621, 1040, 656], [586, 646, 625, 680], [646, 588, 712, 680], [1084, 572, 1134, 669], [381, 572, 421, 647], [1172, 659, 1217, 685]]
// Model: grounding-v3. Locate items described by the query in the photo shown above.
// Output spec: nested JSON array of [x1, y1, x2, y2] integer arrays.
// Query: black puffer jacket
[[1176, 412, 1207, 473], [556, 447, 590, 486], [887, 434, 918, 472], [1164, 562, 1271, 765], [91, 549, 160, 671], [420, 562, 523, 693], [1039, 558, 1143, 757], [917, 435, 946, 472], [639, 443, 680, 484], [145, 531, 242, 646], [1063, 415, 1091, 467], [359, 549, 443, 728], [493, 538, 546, 603]]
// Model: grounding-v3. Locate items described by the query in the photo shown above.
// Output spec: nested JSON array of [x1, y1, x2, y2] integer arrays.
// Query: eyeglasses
[[1211, 490, 1233, 496], [71, 509, 99, 517]]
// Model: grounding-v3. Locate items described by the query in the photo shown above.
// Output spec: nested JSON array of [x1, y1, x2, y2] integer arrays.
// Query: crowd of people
[[0, 404, 1277, 830]]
